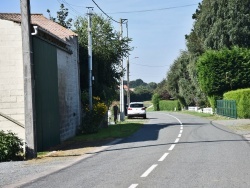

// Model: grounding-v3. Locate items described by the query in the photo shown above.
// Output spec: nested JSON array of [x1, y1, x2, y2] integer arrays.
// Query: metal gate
[[217, 100, 237, 119], [33, 37, 60, 151]]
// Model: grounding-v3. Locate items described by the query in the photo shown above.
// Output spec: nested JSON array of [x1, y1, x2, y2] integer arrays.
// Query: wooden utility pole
[[20, 0, 37, 159]]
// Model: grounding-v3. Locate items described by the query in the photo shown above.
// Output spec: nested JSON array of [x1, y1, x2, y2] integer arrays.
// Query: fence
[[217, 100, 237, 118]]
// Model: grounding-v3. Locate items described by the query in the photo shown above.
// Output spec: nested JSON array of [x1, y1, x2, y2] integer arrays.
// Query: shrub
[[224, 88, 250, 118], [82, 96, 108, 134], [159, 100, 181, 111], [0, 130, 24, 162], [152, 94, 160, 111]]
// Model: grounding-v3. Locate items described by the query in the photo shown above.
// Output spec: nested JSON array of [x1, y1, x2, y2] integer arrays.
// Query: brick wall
[[0, 20, 25, 140], [57, 37, 81, 141]]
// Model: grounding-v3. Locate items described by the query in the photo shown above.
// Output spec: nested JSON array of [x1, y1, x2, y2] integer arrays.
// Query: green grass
[[180, 110, 229, 120], [72, 121, 144, 142]]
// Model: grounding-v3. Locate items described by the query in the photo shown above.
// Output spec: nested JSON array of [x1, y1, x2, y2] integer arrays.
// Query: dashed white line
[[168, 144, 176, 151], [158, 153, 169, 161], [180, 130, 183, 134], [128, 184, 138, 188], [175, 138, 180, 143], [178, 133, 182, 137], [141, 164, 158, 177], [180, 127, 183, 130]]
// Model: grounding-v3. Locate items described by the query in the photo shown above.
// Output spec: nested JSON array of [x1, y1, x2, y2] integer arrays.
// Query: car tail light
[[128, 107, 132, 110], [141, 107, 146, 110]]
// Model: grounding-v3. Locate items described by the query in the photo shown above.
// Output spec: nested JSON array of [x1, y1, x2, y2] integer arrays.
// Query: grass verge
[[180, 111, 229, 120], [37, 120, 144, 157], [73, 121, 143, 141]]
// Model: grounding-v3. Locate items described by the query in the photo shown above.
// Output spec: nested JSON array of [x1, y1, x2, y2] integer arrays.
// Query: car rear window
[[130, 103, 144, 108]]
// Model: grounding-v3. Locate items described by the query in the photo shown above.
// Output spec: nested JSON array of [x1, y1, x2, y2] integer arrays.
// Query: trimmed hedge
[[0, 130, 24, 162], [152, 94, 160, 111], [223, 88, 250, 118], [159, 100, 181, 111], [197, 47, 250, 97]]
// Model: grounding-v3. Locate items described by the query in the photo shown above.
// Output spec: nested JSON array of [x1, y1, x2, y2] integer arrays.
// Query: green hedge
[[159, 100, 181, 111], [152, 93, 160, 111], [197, 47, 250, 97], [224, 88, 250, 118], [0, 130, 24, 162]]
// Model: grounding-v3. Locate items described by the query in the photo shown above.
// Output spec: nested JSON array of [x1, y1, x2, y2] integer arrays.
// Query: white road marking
[[180, 130, 183, 134], [129, 184, 138, 188], [180, 127, 183, 130], [141, 164, 158, 177], [175, 138, 180, 143], [178, 133, 182, 137], [158, 153, 169, 161], [168, 144, 176, 151]]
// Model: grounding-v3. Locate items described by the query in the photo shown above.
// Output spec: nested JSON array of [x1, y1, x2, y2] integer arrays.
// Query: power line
[[108, 4, 198, 14], [55, 0, 82, 17], [91, 0, 120, 23], [60, 0, 83, 16]]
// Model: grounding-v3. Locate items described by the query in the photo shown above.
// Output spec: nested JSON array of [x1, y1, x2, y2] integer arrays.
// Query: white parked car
[[127, 102, 147, 119]]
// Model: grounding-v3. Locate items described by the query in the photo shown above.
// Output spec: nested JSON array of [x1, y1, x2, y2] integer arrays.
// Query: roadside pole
[[20, 0, 37, 159], [87, 7, 93, 110], [119, 19, 127, 121]]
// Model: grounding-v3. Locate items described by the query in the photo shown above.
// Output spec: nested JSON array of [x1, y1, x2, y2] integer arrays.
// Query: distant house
[[0, 13, 81, 151]]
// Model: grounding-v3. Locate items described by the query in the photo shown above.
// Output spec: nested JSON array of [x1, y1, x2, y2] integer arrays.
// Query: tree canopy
[[164, 0, 250, 108], [74, 14, 132, 103], [47, 4, 72, 29]]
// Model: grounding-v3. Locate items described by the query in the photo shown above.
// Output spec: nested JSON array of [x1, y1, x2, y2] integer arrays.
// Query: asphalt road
[[22, 112, 250, 188]]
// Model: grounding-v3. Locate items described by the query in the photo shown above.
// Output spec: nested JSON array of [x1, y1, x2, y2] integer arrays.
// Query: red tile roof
[[0, 13, 77, 40]]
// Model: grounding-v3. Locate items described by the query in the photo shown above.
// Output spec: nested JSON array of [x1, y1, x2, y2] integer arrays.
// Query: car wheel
[[143, 115, 146, 119]]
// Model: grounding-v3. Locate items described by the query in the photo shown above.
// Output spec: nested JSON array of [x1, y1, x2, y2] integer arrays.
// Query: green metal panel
[[217, 100, 237, 119], [33, 37, 60, 151]]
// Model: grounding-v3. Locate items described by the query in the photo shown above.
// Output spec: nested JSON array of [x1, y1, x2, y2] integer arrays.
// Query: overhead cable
[[91, 0, 120, 23], [108, 4, 198, 14]]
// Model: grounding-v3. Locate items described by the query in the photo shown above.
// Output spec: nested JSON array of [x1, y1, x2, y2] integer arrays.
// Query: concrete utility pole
[[125, 21, 130, 105], [87, 7, 93, 110], [119, 19, 127, 121], [20, 0, 37, 159]]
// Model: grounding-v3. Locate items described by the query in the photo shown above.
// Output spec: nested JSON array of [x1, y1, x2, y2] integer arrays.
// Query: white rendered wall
[[0, 20, 25, 141], [57, 37, 81, 141]]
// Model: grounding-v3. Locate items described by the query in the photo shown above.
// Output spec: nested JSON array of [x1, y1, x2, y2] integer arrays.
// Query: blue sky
[[0, 0, 201, 83]]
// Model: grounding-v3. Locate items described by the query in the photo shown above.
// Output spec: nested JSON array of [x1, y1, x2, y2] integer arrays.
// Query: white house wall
[[57, 37, 81, 141], [0, 19, 25, 140]]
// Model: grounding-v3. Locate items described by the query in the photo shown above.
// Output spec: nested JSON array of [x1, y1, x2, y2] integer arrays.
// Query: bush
[[0, 130, 24, 162], [82, 97, 108, 134], [159, 100, 181, 111], [152, 94, 160, 111], [224, 88, 250, 118]]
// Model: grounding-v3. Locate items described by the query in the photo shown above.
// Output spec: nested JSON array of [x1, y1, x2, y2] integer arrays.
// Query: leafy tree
[[186, 0, 250, 53], [75, 14, 132, 104], [129, 79, 147, 88], [154, 79, 171, 100], [47, 4, 72, 29], [147, 82, 157, 90]]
